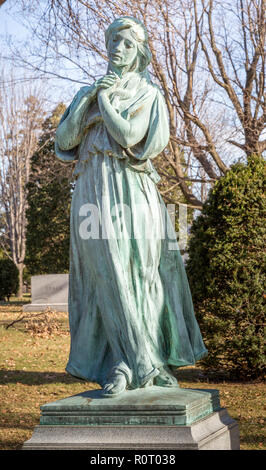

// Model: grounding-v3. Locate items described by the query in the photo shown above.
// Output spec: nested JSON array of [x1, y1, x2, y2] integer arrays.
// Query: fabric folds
[[55, 71, 207, 388]]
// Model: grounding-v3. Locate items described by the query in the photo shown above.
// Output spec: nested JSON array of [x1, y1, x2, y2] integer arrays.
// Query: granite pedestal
[[22, 386, 240, 450]]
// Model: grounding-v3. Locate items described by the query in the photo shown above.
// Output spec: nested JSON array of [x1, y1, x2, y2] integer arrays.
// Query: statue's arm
[[97, 89, 154, 149], [56, 73, 118, 152], [56, 85, 96, 151]]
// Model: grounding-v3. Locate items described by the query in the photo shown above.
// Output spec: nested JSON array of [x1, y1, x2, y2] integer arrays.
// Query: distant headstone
[[23, 274, 69, 312]]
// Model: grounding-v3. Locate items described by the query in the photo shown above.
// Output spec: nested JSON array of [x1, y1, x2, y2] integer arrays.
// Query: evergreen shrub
[[186, 155, 265, 380], [0, 258, 19, 301]]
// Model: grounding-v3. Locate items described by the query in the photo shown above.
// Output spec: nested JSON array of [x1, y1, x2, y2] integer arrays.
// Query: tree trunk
[[17, 263, 24, 298]]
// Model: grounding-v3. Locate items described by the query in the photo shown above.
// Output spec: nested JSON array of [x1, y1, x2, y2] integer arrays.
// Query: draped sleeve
[[54, 76, 170, 184], [123, 85, 170, 183], [55, 86, 95, 163], [125, 86, 169, 160]]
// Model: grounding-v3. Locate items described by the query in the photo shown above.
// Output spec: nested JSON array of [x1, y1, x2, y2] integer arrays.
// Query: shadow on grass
[[0, 369, 86, 386], [0, 297, 31, 307], [174, 366, 260, 384], [174, 366, 232, 383], [1, 367, 212, 386], [1, 367, 259, 386]]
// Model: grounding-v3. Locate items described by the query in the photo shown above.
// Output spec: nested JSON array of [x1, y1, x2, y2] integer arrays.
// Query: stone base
[[22, 387, 240, 450], [22, 303, 68, 312], [22, 410, 239, 450]]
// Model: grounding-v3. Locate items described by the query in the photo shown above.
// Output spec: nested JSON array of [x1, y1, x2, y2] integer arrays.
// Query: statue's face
[[107, 28, 138, 69]]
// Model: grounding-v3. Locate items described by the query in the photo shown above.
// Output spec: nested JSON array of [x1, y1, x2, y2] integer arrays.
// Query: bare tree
[[194, 0, 265, 157], [0, 71, 45, 296], [6, 0, 265, 208]]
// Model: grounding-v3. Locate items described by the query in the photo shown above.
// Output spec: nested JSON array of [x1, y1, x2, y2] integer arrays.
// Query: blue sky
[[1, 4, 26, 36], [0, 4, 78, 109]]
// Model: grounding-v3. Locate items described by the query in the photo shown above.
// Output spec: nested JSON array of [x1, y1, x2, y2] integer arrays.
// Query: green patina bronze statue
[[55, 16, 207, 398]]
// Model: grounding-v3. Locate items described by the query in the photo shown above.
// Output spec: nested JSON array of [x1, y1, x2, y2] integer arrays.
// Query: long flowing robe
[[55, 71, 207, 388]]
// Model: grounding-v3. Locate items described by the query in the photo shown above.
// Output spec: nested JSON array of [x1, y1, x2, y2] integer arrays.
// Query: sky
[[0, 3, 27, 42], [1, 1, 261, 167], [0, 3, 78, 110]]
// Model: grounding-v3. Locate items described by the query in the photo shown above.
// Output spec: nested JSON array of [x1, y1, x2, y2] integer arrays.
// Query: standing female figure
[[55, 16, 207, 397]]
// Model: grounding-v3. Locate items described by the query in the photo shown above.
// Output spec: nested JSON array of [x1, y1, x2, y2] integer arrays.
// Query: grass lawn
[[0, 298, 265, 451]]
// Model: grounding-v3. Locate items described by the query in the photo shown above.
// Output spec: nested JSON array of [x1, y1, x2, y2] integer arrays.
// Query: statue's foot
[[102, 373, 127, 398], [154, 366, 179, 388], [141, 368, 160, 388]]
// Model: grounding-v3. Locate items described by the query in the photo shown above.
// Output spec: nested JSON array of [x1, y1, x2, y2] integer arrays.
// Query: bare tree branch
[[4, 0, 265, 209], [0, 69, 45, 296]]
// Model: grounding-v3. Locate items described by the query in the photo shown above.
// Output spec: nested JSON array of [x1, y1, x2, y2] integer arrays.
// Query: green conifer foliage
[[0, 258, 19, 301], [26, 103, 74, 275], [186, 155, 265, 379]]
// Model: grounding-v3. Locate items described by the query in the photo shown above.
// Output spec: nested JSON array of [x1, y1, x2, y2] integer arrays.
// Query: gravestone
[[23, 274, 69, 312]]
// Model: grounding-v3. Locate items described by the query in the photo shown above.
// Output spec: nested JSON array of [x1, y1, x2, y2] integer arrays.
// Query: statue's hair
[[105, 16, 152, 73]]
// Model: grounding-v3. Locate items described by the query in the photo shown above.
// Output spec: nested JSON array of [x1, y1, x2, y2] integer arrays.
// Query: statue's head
[[105, 16, 152, 74]]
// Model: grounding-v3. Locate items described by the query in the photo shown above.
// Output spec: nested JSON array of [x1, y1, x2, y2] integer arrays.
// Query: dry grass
[[0, 298, 265, 450]]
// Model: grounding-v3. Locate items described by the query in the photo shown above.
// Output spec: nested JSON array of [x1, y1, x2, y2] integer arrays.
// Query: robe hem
[[65, 347, 208, 385], [167, 348, 208, 368]]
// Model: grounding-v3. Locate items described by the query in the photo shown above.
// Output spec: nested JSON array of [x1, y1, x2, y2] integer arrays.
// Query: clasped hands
[[91, 73, 118, 99]]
